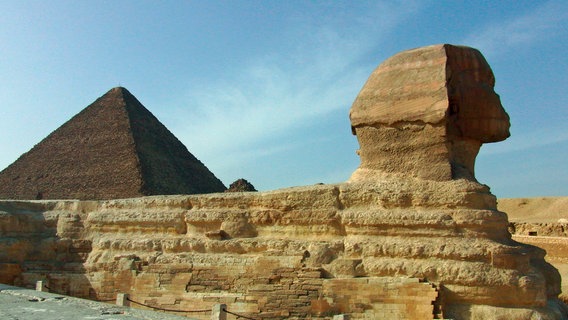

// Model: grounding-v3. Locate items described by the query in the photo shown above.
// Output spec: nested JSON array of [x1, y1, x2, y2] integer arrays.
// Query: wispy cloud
[[173, 2, 422, 181], [463, 0, 568, 58], [463, 0, 568, 158]]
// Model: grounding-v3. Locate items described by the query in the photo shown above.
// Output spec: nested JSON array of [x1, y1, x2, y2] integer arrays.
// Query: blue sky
[[0, 1, 566, 198]]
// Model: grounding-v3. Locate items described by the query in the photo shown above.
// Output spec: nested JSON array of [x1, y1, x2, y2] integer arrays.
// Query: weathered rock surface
[[0, 180, 564, 319], [350, 44, 510, 182], [0, 87, 226, 200], [0, 44, 565, 320]]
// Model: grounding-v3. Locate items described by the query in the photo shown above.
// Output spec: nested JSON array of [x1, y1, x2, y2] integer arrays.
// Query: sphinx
[[0, 44, 565, 320]]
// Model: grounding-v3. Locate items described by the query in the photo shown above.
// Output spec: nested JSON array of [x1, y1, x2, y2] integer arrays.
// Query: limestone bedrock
[[0, 44, 566, 320], [350, 44, 510, 182]]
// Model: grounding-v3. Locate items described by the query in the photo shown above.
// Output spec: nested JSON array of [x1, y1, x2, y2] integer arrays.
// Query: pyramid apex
[[107, 86, 131, 96], [96, 87, 137, 108]]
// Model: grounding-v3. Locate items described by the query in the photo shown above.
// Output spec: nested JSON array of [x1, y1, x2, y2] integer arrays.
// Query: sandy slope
[[498, 196, 568, 223], [500, 196, 568, 300]]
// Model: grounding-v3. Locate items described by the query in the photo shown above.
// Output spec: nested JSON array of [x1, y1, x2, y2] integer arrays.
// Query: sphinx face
[[446, 49, 511, 143], [348, 45, 512, 182]]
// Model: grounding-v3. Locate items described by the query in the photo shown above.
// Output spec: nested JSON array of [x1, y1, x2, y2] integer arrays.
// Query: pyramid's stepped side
[[0, 44, 566, 320], [0, 87, 226, 200]]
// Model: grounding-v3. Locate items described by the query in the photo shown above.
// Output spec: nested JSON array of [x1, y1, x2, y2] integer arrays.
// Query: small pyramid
[[0, 87, 226, 200]]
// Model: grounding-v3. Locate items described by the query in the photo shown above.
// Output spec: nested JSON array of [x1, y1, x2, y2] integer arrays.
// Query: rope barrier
[[33, 285, 275, 320], [122, 295, 258, 319], [126, 297, 211, 313], [223, 308, 257, 320]]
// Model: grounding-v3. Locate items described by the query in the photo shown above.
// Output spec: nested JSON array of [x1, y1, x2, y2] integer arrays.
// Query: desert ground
[[499, 197, 568, 299], [499, 197, 568, 223]]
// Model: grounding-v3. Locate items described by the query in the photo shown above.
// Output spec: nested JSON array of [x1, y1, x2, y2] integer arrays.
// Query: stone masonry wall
[[0, 178, 564, 319]]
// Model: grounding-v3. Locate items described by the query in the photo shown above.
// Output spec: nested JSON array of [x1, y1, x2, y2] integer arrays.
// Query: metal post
[[35, 280, 46, 292], [211, 303, 227, 320], [116, 293, 129, 306]]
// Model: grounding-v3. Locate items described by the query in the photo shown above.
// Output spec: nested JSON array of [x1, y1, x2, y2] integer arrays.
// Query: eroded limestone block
[[350, 44, 510, 182]]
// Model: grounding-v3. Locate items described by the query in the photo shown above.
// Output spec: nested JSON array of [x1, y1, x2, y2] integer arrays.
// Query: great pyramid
[[0, 87, 226, 200]]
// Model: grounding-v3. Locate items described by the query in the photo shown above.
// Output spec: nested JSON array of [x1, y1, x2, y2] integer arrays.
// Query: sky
[[0, 0, 567, 199]]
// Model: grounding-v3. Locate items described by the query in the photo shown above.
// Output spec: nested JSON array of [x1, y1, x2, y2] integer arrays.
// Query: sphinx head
[[349, 44, 510, 182]]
